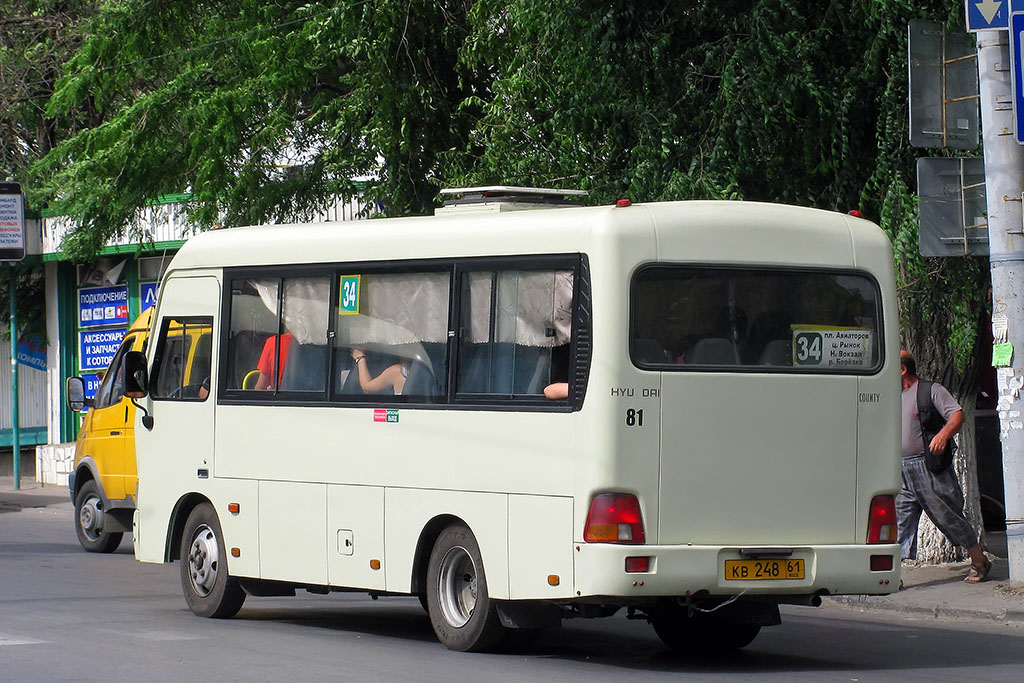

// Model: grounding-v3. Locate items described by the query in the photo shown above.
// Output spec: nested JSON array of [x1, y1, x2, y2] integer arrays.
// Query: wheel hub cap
[[79, 495, 104, 540], [187, 524, 220, 597], [438, 545, 477, 628]]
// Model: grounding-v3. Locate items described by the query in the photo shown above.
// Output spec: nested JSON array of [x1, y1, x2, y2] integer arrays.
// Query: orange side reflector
[[548, 575, 560, 586], [231, 548, 240, 557], [228, 503, 240, 514], [370, 559, 381, 570]]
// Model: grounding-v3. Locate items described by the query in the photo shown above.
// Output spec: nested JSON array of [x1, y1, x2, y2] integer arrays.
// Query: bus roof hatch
[[435, 186, 589, 215]]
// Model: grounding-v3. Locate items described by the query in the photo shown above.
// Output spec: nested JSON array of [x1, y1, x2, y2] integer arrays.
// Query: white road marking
[[0, 632, 46, 646]]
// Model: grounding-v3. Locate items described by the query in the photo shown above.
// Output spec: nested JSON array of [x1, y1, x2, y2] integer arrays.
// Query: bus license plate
[[724, 558, 805, 581]]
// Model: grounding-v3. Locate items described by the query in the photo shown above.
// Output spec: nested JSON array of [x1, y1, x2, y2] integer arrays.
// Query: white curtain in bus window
[[275, 277, 330, 392], [630, 268, 881, 371], [458, 270, 573, 396], [227, 279, 279, 390], [333, 272, 450, 398]]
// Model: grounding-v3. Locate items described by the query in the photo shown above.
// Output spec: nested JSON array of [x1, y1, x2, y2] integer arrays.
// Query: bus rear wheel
[[74, 480, 123, 553], [426, 524, 507, 651], [179, 503, 246, 619]]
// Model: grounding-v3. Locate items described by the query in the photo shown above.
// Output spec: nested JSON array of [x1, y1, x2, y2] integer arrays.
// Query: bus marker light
[[625, 556, 650, 573], [616, 199, 632, 207], [231, 547, 240, 557], [548, 575, 560, 586], [870, 555, 893, 572], [370, 559, 381, 570], [228, 503, 240, 514]]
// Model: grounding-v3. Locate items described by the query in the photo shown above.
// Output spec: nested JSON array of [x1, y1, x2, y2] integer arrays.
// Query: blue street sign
[[140, 281, 160, 312], [967, 0, 1024, 31], [1012, 11, 1024, 143]]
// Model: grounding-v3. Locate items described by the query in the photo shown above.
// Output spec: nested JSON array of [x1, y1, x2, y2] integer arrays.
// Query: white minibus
[[123, 188, 901, 652]]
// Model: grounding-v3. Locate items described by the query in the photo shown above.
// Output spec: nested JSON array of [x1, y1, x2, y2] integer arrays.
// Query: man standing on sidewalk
[[897, 350, 990, 582]]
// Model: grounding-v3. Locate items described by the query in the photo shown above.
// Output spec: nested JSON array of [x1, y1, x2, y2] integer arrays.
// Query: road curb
[[828, 595, 1024, 625]]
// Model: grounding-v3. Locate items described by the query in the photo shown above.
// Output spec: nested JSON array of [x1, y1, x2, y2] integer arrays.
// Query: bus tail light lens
[[584, 493, 645, 544], [867, 495, 896, 544]]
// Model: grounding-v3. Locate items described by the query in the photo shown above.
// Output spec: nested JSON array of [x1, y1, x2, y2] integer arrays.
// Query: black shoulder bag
[[917, 379, 955, 473]]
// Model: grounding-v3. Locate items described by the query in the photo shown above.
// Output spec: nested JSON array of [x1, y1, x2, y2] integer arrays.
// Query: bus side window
[[457, 269, 573, 399], [226, 279, 279, 391], [333, 271, 449, 400]]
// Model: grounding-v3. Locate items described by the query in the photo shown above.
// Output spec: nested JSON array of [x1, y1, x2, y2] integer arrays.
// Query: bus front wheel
[[74, 480, 123, 553], [426, 524, 507, 651], [179, 503, 246, 619]]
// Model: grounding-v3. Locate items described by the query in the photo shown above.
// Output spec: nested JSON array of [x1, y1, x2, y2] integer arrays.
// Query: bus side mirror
[[66, 377, 91, 412], [124, 351, 149, 399]]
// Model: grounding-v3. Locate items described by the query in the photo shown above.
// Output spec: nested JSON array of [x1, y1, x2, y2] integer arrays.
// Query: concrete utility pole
[[977, 30, 1024, 582]]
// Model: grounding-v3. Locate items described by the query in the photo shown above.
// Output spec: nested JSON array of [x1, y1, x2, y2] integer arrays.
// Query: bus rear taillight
[[867, 495, 897, 544], [584, 493, 645, 543]]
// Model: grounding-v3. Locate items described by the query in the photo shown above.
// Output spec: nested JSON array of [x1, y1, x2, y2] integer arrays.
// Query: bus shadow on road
[[232, 598, 1024, 674]]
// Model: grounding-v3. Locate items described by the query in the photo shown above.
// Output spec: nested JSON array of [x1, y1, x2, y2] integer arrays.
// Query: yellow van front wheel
[[74, 480, 123, 553]]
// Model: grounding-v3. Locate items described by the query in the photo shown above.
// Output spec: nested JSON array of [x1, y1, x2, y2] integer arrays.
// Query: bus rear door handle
[[109, 431, 122, 436]]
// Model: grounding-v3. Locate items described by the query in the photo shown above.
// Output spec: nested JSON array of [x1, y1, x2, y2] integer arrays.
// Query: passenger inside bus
[[254, 333, 293, 390], [350, 347, 410, 395]]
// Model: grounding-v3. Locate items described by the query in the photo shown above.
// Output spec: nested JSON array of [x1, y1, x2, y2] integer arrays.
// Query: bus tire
[[179, 503, 246, 619], [426, 524, 507, 651], [651, 609, 761, 652], [74, 480, 123, 553]]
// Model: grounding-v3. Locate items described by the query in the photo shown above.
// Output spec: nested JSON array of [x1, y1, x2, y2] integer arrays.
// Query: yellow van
[[66, 309, 152, 552], [66, 310, 213, 552]]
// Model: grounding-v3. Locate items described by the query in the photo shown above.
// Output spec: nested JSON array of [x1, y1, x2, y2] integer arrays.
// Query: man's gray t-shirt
[[901, 380, 961, 458]]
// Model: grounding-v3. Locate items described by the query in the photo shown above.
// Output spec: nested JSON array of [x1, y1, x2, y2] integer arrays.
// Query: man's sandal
[[965, 558, 991, 583]]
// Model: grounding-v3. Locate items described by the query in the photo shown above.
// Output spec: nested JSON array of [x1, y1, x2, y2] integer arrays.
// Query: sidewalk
[[828, 531, 1024, 624], [0, 475, 71, 509], [2, 475, 1021, 624], [830, 558, 1024, 625]]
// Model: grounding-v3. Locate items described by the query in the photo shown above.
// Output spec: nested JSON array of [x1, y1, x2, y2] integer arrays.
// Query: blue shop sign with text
[[79, 285, 129, 328]]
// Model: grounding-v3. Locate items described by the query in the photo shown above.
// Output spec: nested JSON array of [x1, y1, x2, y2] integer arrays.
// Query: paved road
[[2, 502, 1023, 682]]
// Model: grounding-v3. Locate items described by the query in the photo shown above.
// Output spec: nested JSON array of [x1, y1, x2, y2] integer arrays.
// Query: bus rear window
[[631, 266, 882, 373]]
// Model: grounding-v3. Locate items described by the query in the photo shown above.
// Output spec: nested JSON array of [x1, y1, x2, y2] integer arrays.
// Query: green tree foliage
[[31, 0, 479, 258], [456, 0, 986, 377], [32, 0, 987, 375], [1, 0, 99, 179]]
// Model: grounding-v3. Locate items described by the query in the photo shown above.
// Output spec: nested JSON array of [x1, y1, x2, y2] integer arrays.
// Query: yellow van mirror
[[66, 376, 89, 412]]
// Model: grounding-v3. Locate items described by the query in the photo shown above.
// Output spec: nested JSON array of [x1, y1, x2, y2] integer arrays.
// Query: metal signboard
[[0, 181, 26, 262], [140, 281, 160, 312], [917, 156, 989, 256], [79, 328, 127, 372], [78, 284, 129, 329], [1012, 10, 1024, 143], [908, 20, 980, 149]]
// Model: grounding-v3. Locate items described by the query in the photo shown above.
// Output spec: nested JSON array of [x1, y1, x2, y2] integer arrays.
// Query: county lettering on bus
[[79, 285, 129, 328]]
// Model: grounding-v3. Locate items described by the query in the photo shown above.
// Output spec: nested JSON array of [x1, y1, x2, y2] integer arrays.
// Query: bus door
[[138, 277, 219, 536]]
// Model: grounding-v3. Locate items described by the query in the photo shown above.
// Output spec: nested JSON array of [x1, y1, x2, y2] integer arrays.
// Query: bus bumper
[[573, 543, 900, 599]]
